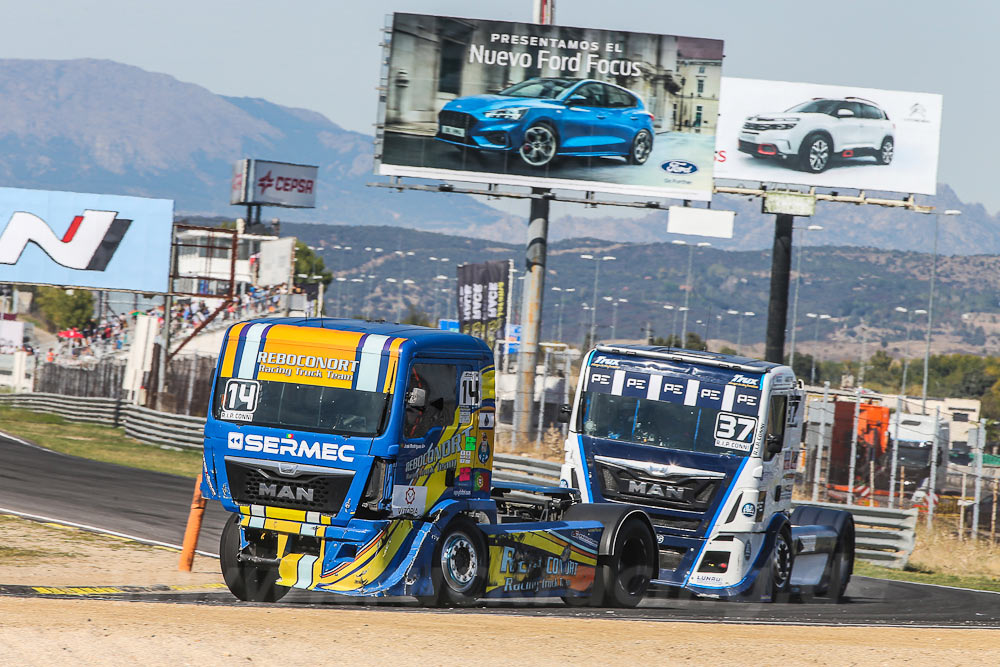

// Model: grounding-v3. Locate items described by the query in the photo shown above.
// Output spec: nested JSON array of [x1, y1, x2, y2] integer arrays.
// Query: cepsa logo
[[256, 170, 314, 195], [0, 210, 131, 271], [227, 431, 354, 463]]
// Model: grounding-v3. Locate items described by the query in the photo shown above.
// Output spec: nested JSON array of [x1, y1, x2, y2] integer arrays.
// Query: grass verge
[[0, 405, 201, 478], [854, 560, 1000, 593]]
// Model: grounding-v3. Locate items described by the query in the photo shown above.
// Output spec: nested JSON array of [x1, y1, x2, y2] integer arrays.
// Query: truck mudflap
[[788, 524, 839, 590], [479, 520, 603, 599]]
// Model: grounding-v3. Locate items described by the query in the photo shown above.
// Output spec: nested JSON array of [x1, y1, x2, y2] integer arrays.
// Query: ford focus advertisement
[[377, 13, 724, 201]]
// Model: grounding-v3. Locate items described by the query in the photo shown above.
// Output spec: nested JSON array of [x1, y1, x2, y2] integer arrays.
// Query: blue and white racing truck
[[561, 345, 855, 602]]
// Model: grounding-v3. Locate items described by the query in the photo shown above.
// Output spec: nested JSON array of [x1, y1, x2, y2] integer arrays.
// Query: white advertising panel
[[257, 237, 295, 287], [231, 159, 318, 208], [0, 187, 173, 292], [667, 206, 734, 239], [715, 77, 942, 195], [378, 13, 724, 201]]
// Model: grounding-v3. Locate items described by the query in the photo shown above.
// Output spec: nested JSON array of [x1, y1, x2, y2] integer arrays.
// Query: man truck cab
[[562, 345, 855, 601], [202, 319, 657, 607]]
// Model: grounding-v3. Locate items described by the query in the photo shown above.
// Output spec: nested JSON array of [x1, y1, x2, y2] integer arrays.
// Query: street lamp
[[433, 275, 449, 324], [672, 240, 711, 344], [603, 297, 627, 339], [922, 209, 961, 413], [805, 313, 831, 384], [551, 287, 575, 342], [789, 224, 824, 367], [662, 304, 675, 344], [895, 306, 926, 396], [735, 311, 755, 354], [580, 254, 616, 345]]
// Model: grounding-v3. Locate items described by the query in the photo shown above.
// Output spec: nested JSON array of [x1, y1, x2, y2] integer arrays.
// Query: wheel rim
[[772, 534, 792, 589], [520, 126, 556, 166], [441, 532, 478, 593], [619, 534, 652, 595], [633, 132, 652, 163], [809, 139, 829, 170], [882, 140, 894, 163]]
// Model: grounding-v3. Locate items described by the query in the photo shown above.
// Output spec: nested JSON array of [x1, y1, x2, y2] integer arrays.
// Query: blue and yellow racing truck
[[201, 319, 658, 606], [561, 345, 856, 602]]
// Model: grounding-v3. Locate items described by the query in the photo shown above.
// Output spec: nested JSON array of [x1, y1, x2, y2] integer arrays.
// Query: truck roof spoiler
[[594, 345, 776, 374]]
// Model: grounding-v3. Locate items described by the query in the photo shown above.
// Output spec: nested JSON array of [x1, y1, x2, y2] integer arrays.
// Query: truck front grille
[[226, 461, 353, 513], [595, 461, 721, 512]]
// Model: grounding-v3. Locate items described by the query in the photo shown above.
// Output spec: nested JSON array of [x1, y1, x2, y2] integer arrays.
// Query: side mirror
[[765, 434, 783, 454], [565, 94, 587, 105], [557, 404, 572, 424], [836, 108, 855, 118], [406, 387, 426, 408]]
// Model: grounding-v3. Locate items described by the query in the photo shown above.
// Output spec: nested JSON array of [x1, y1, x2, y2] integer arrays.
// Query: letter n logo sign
[[0, 210, 132, 271]]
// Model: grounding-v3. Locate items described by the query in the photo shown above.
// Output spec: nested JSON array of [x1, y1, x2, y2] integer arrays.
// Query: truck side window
[[763, 395, 787, 461], [405, 363, 457, 440]]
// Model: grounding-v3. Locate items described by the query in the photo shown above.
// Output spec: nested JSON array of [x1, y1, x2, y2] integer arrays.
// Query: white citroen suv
[[738, 97, 895, 173]]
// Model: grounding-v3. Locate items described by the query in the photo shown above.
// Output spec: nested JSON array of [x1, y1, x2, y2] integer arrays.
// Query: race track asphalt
[[2, 432, 999, 627]]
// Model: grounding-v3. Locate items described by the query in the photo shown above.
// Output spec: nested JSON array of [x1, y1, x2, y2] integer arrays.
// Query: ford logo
[[661, 160, 698, 174]]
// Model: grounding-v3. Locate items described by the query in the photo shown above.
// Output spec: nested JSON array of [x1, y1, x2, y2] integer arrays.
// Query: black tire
[[599, 517, 656, 608], [798, 133, 832, 173], [519, 123, 559, 168], [876, 136, 894, 165], [419, 517, 488, 607], [219, 514, 289, 603], [628, 129, 653, 165], [823, 519, 854, 602], [769, 528, 794, 602]]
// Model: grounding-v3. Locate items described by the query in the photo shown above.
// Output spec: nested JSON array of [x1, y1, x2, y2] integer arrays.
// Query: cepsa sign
[[231, 159, 318, 208]]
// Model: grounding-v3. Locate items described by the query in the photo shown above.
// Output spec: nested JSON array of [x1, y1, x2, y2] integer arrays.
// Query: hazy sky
[[2, 1, 994, 211]]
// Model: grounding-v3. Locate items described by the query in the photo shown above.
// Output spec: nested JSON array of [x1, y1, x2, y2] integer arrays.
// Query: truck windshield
[[212, 379, 390, 437], [579, 391, 752, 457], [897, 443, 932, 467]]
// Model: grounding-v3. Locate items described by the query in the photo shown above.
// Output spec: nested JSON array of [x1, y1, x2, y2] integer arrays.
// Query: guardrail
[[792, 500, 917, 569], [0, 393, 917, 567]]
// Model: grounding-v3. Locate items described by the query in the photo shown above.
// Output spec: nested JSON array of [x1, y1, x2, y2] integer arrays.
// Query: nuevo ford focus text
[[436, 78, 655, 168], [738, 97, 895, 173]]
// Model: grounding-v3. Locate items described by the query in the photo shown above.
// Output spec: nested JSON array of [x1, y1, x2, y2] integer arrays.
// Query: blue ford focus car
[[436, 78, 655, 168]]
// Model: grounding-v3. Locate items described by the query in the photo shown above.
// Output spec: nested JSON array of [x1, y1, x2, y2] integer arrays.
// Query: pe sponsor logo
[[660, 160, 698, 175], [0, 210, 131, 271]]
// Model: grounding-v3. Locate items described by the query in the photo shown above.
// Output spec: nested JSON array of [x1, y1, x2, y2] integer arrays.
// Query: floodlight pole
[[513, 2, 555, 442], [764, 214, 794, 363]]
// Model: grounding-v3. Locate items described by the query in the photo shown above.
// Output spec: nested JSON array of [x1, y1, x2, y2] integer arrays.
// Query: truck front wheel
[[599, 517, 656, 608], [220, 514, 289, 603], [419, 517, 487, 607], [769, 528, 794, 601]]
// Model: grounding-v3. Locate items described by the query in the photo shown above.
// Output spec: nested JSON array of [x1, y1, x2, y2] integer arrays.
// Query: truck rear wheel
[[419, 517, 487, 607], [220, 514, 289, 603], [600, 517, 656, 608]]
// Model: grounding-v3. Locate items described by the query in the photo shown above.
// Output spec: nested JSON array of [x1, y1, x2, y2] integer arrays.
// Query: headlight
[[484, 107, 529, 120], [771, 122, 798, 130]]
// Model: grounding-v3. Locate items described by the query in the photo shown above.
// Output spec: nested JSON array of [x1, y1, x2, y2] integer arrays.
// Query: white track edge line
[[0, 505, 219, 559], [855, 574, 1000, 596]]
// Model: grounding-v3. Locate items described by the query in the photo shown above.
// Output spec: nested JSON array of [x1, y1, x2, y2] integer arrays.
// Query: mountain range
[[1, 57, 998, 255]]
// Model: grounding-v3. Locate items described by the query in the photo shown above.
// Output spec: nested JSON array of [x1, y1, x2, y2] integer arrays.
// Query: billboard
[[258, 238, 295, 287], [0, 187, 172, 293], [714, 77, 943, 195], [378, 13, 724, 201], [231, 159, 318, 208], [457, 260, 510, 351]]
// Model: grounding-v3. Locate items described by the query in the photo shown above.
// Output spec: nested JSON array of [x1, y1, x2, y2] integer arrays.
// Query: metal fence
[[34, 359, 126, 398], [0, 392, 917, 567]]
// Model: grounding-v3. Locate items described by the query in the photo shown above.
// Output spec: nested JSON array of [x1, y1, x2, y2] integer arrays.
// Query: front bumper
[[738, 131, 796, 158], [435, 111, 524, 152]]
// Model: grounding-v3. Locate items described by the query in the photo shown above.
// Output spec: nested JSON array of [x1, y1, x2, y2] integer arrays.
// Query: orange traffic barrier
[[178, 473, 206, 572]]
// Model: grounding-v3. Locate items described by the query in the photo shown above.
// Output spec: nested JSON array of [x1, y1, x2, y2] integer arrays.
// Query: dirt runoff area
[[2, 515, 1000, 666]]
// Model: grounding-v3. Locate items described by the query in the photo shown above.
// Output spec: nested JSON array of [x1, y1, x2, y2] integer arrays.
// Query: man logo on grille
[[0, 210, 132, 271]]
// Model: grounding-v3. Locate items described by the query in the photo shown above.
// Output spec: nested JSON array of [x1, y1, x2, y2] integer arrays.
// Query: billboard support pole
[[514, 189, 550, 442], [764, 213, 794, 363], [513, 3, 554, 443]]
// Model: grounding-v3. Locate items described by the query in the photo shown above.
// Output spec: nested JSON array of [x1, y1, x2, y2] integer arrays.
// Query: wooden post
[[179, 473, 206, 571], [899, 466, 906, 508], [959, 472, 967, 542], [869, 458, 876, 507], [991, 478, 997, 542]]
